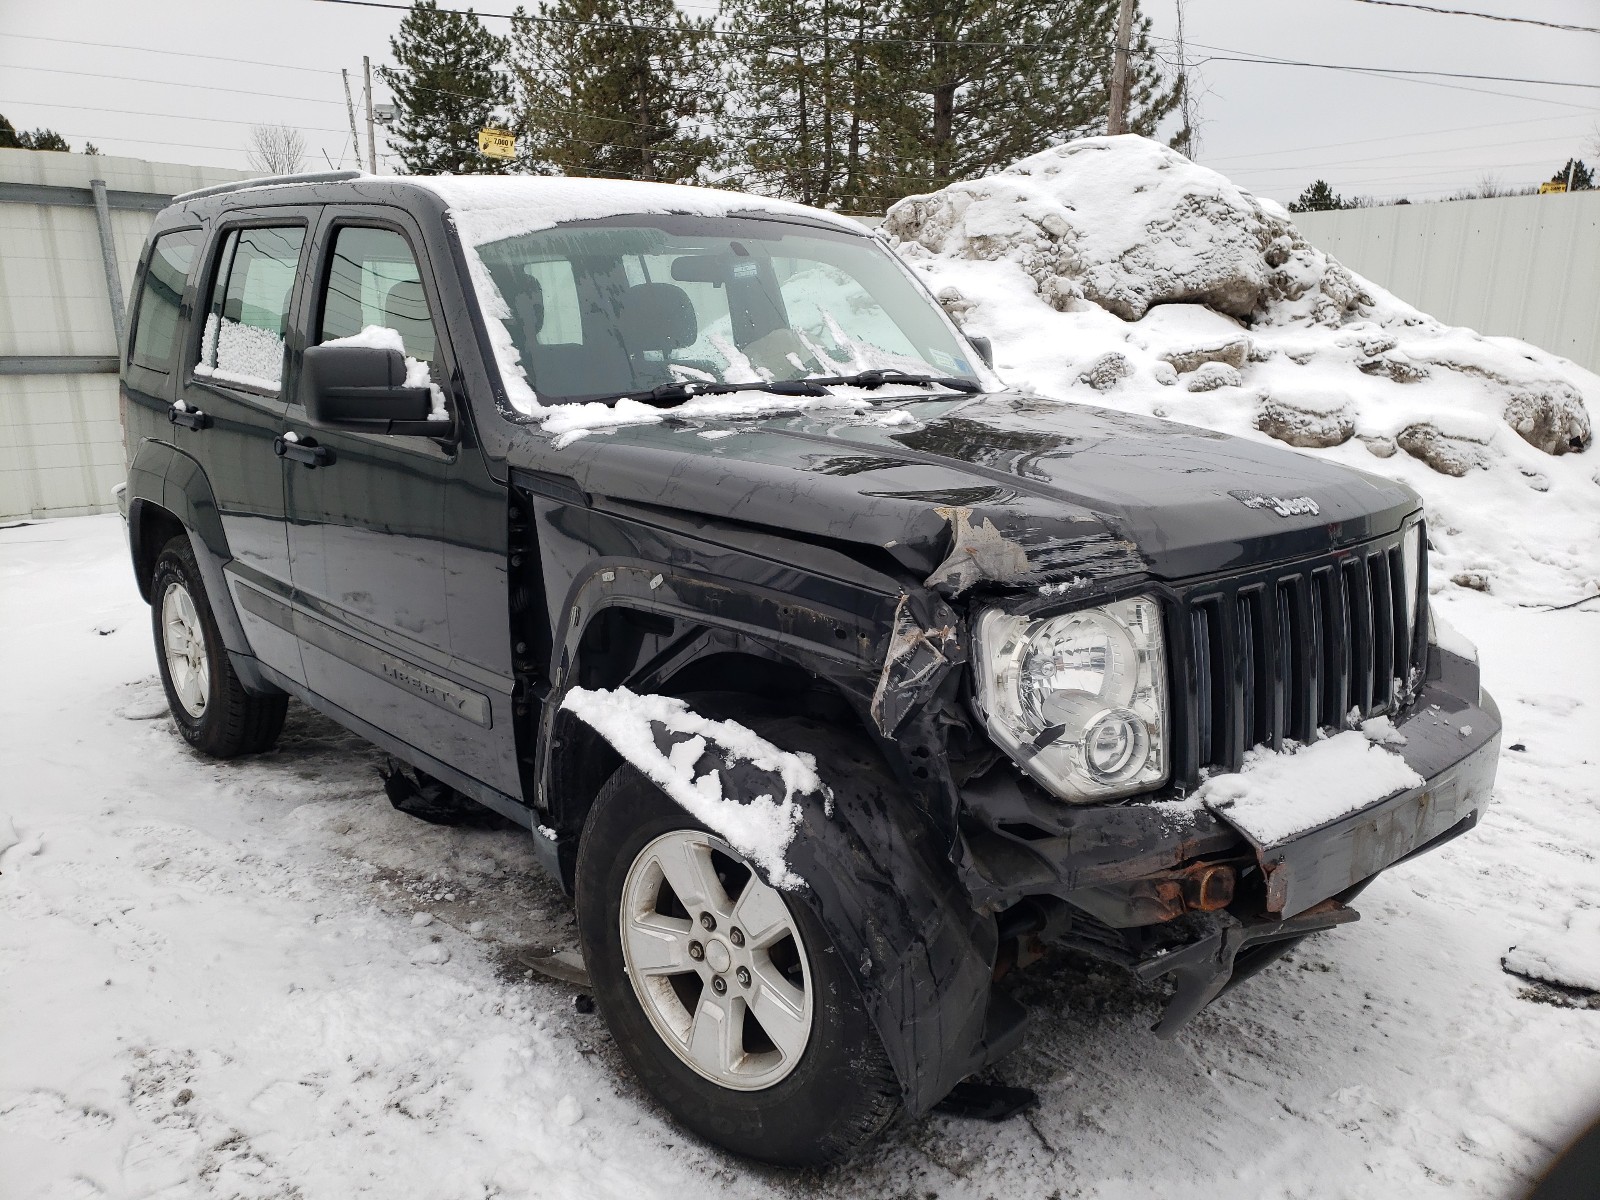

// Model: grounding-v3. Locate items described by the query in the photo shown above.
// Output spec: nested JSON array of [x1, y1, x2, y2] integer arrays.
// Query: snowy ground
[[3, 514, 1599, 1199]]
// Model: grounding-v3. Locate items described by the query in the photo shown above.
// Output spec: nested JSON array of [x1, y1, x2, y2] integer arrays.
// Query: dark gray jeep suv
[[116, 170, 1500, 1167]]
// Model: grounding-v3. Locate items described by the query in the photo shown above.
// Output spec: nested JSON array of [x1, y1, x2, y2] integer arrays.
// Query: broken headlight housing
[[974, 596, 1169, 803]]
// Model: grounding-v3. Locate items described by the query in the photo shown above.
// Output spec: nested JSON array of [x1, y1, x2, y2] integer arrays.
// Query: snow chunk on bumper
[[1198, 728, 1423, 849], [560, 686, 825, 889]]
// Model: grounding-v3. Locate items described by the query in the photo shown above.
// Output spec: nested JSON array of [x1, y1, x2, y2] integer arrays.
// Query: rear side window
[[196, 225, 305, 392], [129, 229, 203, 373]]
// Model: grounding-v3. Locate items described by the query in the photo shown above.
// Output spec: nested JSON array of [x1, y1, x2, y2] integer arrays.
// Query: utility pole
[[1107, 0, 1136, 136], [363, 55, 378, 174], [341, 69, 363, 170]]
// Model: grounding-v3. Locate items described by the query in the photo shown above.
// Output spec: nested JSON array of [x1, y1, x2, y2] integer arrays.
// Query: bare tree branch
[[246, 124, 308, 175]]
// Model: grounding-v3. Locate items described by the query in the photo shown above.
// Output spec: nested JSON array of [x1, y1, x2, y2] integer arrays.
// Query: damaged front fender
[[869, 593, 965, 738]]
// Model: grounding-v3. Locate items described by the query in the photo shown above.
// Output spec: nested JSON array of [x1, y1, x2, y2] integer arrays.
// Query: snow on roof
[[411, 174, 866, 248]]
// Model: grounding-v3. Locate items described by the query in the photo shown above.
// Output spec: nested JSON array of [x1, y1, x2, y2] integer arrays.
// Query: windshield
[[474, 214, 982, 404]]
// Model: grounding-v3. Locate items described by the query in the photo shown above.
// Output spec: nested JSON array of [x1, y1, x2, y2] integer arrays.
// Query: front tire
[[150, 534, 286, 757], [575, 762, 901, 1167]]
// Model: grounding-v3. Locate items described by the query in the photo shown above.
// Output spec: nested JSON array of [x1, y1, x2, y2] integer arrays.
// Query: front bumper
[[957, 644, 1500, 1030]]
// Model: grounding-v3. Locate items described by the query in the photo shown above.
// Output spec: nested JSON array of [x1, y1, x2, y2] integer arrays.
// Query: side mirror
[[301, 343, 444, 436], [967, 334, 994, 369]]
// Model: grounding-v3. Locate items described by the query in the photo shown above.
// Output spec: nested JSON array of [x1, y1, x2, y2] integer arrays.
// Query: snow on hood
[[559, 686, 825, 890], [884, 135, 1599, 605]]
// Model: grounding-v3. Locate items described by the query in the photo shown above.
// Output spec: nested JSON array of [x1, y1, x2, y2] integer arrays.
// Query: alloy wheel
[[160, 580, 210, 718], [619, 829, 813, 1091]]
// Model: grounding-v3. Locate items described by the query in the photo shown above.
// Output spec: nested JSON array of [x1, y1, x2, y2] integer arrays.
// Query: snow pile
[[884, 135, 1599, 604], [1197, 727, 1425, 847], [323, 324, 449, 420], [560, 686, 824, 889], [1503, 907, 1600, 994]]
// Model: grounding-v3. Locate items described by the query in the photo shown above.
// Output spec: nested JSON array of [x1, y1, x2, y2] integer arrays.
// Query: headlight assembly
[[974, 596, 1169, 803]]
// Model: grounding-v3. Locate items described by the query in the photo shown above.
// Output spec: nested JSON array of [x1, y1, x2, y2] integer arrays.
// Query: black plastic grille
[[1177, 525, 1427, 780]]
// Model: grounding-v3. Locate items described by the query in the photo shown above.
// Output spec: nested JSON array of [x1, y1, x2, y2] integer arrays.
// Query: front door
[[281, 209, 519, 796], [179, 212, 314, 684]]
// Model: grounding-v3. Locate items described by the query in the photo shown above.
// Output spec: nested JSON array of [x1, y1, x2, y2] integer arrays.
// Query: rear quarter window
[[129, 229, 204, 373]]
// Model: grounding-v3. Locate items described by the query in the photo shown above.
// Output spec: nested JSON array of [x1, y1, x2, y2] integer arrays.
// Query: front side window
[[130, 228, 203, 373], [474, 216, 980, 404], [196, 225, 305, 392], [316, 225, 446, 419]]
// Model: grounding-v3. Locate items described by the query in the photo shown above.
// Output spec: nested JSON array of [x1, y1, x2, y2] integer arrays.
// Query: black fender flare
[[562, 698, 1008, 1118], [126, 439, 250, 659]]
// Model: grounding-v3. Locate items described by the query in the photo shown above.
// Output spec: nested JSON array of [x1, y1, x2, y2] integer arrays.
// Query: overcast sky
[[0, 0, 1595, 206]]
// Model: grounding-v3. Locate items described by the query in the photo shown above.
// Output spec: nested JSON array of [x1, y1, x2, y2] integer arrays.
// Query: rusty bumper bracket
[[1134, 899, 1360, 1038]]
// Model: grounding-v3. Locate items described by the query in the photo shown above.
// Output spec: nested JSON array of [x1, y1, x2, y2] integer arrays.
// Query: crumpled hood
[[514, 390, 1420, 592]]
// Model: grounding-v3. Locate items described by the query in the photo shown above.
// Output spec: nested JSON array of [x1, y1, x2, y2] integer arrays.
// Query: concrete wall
[[0, 149, 253, 520], [1294, 190, 1600, 377]]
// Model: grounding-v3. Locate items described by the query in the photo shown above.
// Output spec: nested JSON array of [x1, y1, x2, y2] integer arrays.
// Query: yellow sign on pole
[[478, 129, 517, 160], [1539, 181, 1568, 194]]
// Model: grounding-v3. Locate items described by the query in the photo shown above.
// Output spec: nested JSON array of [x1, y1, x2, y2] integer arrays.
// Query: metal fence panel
[[1293, 191, 1600, 376], [0, 148, 251, 520]]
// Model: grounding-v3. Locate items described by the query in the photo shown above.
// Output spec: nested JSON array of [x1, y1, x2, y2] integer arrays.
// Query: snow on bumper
[[957, 661, 1501, 921], [1209, 689, 1501, 918]]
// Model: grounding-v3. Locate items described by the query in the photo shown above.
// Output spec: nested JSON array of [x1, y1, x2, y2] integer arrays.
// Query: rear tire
[[150, 534, 286, 757], [575, 760, 901, 1167]]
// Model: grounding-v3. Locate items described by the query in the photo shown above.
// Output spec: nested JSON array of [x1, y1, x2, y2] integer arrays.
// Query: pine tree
[[0, 115, 71, 152], [1288, 180, 1351, 213], [508, 0, 720, 184], [1549, 159, 1594, 191], [858, 0, 1177, 207], [722, 0, 888, 210], [379, 0, 511, 175]]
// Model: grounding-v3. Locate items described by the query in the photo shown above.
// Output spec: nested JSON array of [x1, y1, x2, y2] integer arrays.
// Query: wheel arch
[[541, 633, 885, 892], [125, 439, 253, 663]]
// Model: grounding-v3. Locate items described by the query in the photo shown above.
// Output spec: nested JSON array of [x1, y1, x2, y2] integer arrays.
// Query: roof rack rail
[[173, 170, 365, 205]]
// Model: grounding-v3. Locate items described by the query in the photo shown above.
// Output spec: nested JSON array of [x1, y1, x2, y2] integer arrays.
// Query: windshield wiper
[[803, 369, 982, 394], [593, 379, 828, 407]]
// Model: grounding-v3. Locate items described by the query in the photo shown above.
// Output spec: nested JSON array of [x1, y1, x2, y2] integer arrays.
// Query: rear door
[[281, 206, 519, 796], [178, 211, 314, 684]]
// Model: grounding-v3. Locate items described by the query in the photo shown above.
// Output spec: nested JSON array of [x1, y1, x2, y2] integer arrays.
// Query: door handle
[[168, 405, 212, 431], [273, 434, 335, 468]]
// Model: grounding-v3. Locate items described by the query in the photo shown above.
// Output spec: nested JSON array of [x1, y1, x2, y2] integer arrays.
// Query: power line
[[1236, 154, 1568, 186], [1169, 41, 1600, 91], [0, 31, 343, 73], [1151, 37, 1600, 110], [1208, 132, 1587, 176], [0, 62, 348, 108], [33, 129, 300, 157], [0, 98, 352, 136], [1345, 0, 1600, 34], [1200, 111, 1594, 167]]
